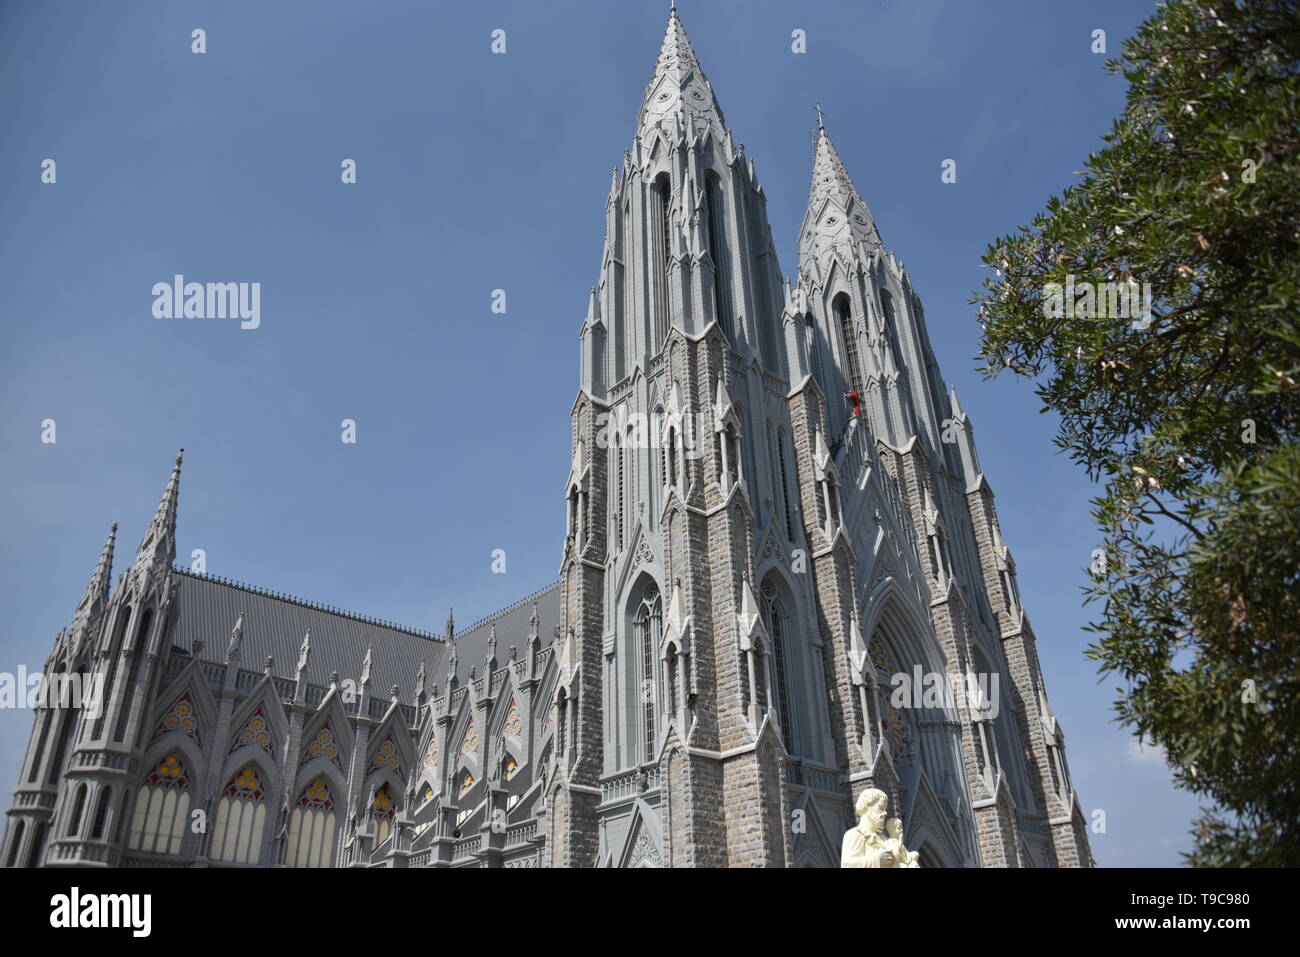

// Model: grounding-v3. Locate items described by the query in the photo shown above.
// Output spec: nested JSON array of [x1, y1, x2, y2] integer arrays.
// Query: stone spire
[[635, 7, 726, 142], [71, 523, 116, 633], [133, 450, 183, 581], [799, 121, 883, 271]]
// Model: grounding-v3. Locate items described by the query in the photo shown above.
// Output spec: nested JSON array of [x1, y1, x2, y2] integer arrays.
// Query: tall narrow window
[[777, 431, 795, 540], [91, 605, 130, 741], [760, 580, 794, 752], [5, 821, 23, 867], [655, 174, 672, 347], [90, 787, 112, 839], [705, 175, 730, 338], [65, 783, 88, 838], [25, 823, 47, 868], [615, 435, 625, 551], [114, 607, 153, 742], [46, 702, 78, 785], [634, 583, 662, 763], [835, 294, 864, 398], [27, 711, 51, 784], [212, 766, 266, 865]]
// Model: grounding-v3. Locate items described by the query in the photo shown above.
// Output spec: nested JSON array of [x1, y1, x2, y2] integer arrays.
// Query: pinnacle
[[655, 6, 702, 80], [808, 124, 860, 214], [636, 7, 726, 142], [135, 448, 183, 569], [799, 119, 884, 265]]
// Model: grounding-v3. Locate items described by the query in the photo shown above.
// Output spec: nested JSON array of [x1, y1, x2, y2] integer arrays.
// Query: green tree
[[973, 0, 1300, 866]]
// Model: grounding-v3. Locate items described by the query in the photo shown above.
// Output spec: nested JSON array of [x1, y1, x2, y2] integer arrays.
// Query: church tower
[[552, 7, 810, 868], [551, 8, 1091, 867], [2, 452, 184, 867]]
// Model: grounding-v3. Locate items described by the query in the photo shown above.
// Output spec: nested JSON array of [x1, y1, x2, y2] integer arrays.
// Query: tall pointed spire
[[636, 7, 726, 141], [75, 523, 117, 616], [68, 523, 117, 647], [799, 121, 883, 270], [134, 449, 183, 575]]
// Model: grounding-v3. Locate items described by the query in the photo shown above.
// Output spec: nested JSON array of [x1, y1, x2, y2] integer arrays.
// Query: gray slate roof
[[446, 582, 563, 685], [168, 569, 560, 704]]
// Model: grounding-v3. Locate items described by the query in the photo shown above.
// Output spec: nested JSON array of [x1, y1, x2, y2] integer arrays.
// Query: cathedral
[[2, 9, 1091, 869]]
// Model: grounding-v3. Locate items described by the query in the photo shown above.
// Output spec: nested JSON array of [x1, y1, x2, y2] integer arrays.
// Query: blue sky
[[0, 0, 1201, 866]]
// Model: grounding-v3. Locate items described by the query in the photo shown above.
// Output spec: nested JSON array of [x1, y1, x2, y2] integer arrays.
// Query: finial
[[815, 103, 825, 132]]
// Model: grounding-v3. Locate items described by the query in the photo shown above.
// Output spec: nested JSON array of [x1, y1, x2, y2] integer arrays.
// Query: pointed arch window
[[372, 784, 397, 847], [777, 430, 795, 540], [127, 753, 190, 855], [704, 174, 731, 338], [65, 783, 88, 838], [287, 779, 336, 868], [835, 293, 865, 399], [90, 786, 113, 839], [654, 173, 672, 347], [634, 583, 663, 763], [27, 711, 52, 784], [212, 766, 267, 865], [759, 580, 794, 752], [113, 607, 153, 742], [91, 603, 131, 741]]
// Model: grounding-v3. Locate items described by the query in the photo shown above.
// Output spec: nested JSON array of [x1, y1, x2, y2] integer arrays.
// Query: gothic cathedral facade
[[2, 10, 1091, 869]]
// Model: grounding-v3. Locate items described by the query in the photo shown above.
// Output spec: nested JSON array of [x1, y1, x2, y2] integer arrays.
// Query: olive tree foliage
[[972, 0, 1299, 866]]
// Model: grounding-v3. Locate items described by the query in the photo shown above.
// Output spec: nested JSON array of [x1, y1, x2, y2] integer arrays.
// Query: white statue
[[884, 816, 920, 868], [841, 788, 920, 868]]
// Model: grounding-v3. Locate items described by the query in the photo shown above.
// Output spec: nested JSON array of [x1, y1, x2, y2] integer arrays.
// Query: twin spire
[[637, 9, 880, 264]]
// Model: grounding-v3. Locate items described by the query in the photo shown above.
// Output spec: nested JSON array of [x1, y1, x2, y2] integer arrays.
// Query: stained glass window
[[127, 753, 190, 856], [459, 772, 475, 796], [421, 731, 438, 773], [212, 766, 266, 864], [298, 779, 332, 811], [366, 733, 402, 776], [153, 693, 201, 745], [504, 756, 518, 779], [503, 702, 522, 738], [372, 785, 396, 847], [460, 719, 480, 757], [147, 754, 188, 791], [301, 722, 341, 769], [287, 778, 336, 868], [228, 707, 274, 758]]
